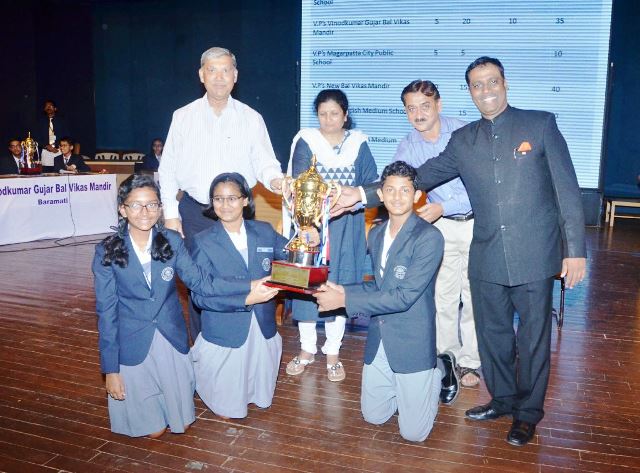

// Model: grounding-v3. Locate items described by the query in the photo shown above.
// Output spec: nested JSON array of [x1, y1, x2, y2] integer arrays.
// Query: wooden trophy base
[[19, 166, 43, 175], [266, 261, 329, 294]]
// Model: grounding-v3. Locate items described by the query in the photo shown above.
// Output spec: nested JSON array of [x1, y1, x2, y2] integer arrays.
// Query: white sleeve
[[250, 113, 283, 189], [158, 111, 182, 220]]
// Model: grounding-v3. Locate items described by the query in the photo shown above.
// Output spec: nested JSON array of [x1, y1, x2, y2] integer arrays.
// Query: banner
[[0, 174, 118, 245]]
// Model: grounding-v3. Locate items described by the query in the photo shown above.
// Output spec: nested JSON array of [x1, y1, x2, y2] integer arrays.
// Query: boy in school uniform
[[315, 160, 457, 442]]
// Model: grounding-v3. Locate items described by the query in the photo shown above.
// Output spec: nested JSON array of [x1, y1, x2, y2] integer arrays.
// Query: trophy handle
[[326, 181, 342, 210], [282, 176, 295, 213]]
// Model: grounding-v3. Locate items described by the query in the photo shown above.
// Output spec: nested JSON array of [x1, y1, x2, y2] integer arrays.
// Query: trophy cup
[[19, 132, 42, 175], [267, 156, 340, 294]]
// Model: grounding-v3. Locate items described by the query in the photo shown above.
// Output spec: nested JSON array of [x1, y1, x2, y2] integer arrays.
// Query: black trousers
[[470, 277, 554, 424], [178, 192, 215, 339]]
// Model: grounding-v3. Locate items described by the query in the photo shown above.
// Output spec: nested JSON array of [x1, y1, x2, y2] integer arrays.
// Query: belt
[[443, 213, 474, 222]]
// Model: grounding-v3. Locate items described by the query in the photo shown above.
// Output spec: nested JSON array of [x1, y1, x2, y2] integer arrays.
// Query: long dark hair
[[202, 172, 255, 220], [100, 174, 173, 267]]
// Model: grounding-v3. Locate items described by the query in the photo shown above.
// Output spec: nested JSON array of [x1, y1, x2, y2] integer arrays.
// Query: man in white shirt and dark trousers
[[39, 100, 69, 172], [159, 46, 284, 336]]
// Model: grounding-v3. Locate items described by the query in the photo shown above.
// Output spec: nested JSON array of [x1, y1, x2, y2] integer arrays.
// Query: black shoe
[[465, 403, 511, 421], [506, 419, 536, 446], [438, 351, 459, 405]]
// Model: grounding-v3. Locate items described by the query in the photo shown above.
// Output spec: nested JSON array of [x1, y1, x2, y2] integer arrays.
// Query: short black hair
[[465, 56, 505, 85], [401, 80, 440, 105], [380, 161, 418, 190], [59, 136, 74, 146]]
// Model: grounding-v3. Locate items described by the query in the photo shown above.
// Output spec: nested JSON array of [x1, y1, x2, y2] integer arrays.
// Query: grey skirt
[[107, 329, 196, 437], [190, 312, 282, 418]]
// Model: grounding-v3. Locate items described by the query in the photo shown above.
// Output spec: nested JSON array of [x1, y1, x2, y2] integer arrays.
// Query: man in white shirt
[[40, 100, 68, 171], [159, 46, 284, 337], [159, 46, 283, 246]]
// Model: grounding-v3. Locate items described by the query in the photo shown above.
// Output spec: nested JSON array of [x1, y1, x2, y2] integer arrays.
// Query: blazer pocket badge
[[161, 267, 175, 282], [393, 265, 407, 280], [513, 141, 532, 159], [262, 257, 271, 272]]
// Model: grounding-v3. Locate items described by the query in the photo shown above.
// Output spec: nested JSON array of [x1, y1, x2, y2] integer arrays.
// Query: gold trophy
[[267, 155, 340, 293], [19, 132, 42, 175]]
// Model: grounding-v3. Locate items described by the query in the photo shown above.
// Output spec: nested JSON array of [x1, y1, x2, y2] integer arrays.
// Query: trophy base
[[264, 280, 321, 295], [19, 166, 42, 175], [267, 260, 329, 294]]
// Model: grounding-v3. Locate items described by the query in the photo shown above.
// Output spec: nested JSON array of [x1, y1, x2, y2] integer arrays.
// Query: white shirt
[[224, 220, 248, 252], [379, 222, 395, 278], [129, 230, 153, 286], [159, 95, 282, 219]]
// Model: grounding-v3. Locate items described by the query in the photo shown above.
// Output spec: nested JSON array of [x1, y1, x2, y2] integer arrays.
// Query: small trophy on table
[[19, 132, 42, 175], [267, 156, 340, 294]]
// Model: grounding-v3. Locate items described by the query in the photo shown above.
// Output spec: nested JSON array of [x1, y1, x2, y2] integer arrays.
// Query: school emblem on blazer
[[262, 257, 271, 272], [393, 265, 407, 280], [161, 267, 174, 281]]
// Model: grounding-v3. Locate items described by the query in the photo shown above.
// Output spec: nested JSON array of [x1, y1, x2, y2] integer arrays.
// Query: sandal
[[327, 361, 346, 382], [458, 367, 481, 388], [286, 355, 315, 375]]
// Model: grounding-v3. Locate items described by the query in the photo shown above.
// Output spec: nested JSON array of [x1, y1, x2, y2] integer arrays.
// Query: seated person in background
[[0, 139, 22, 175], [139, 138, 163, 171], [314, 161, 458, 443], [53, 137, 91, 173]]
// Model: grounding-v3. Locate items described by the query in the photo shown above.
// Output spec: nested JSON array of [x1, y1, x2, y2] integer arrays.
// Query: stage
[[0, 222, 638, 472]]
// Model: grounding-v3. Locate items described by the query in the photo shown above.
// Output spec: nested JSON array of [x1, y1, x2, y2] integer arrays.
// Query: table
[[605, 198, 640, 227], [0, 174, 118, 245], [86, 161, 135, 174]]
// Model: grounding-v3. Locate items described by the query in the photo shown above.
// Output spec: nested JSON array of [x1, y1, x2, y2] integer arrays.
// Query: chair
[[552, 274, 566, 329], [122, 152, 144, 162], [94, 152, 119, 161]]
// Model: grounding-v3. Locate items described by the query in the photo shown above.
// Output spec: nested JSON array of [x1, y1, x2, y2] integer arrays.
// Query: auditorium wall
[[2, 0, 638, 200]]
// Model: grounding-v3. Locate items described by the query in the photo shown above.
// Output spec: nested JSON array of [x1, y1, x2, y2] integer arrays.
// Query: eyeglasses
[[123, 202, 161, 213], [212, 195, 243, 205]]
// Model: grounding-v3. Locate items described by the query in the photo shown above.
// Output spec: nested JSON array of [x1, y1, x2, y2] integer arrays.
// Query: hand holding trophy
[[267, 155, 341, 293]]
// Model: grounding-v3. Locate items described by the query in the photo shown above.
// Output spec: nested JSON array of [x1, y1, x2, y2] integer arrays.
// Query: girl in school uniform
[[93, 174, 276, 438], [190, 172, 307, 419]]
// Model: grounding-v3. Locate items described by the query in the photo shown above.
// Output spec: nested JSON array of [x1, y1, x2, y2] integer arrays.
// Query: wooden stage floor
[[0, 221, 639, 472]]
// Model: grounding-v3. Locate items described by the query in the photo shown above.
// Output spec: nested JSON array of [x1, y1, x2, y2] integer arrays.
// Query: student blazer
[[345, 213, 444, 374], [191, 219, 288, 348], [93, 228, 249, 373]]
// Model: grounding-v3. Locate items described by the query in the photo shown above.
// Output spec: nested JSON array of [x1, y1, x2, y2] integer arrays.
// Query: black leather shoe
[[465, 403, 511, 421], [438, 351, 459, 405], [506, 419, 536, 446]]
